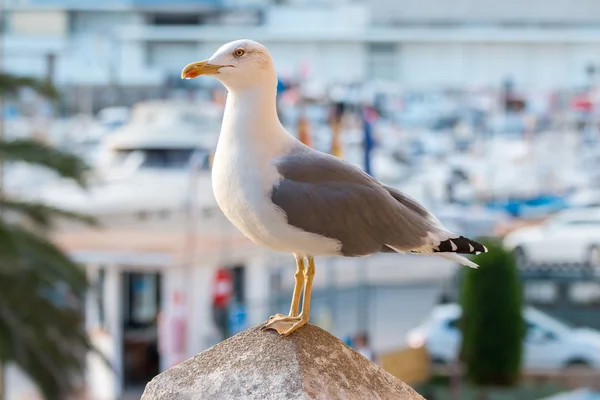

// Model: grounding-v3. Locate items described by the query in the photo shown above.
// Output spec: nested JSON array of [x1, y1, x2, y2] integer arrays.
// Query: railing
[[519, 262, 600, 281], [430, 364, 600, 390]]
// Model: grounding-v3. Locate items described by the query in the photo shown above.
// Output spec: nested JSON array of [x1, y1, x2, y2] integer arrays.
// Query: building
[[3, 0, 600, 110]]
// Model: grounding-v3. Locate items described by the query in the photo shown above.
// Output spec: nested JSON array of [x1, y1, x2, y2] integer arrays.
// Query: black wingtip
[[434, 236, 487, 255]]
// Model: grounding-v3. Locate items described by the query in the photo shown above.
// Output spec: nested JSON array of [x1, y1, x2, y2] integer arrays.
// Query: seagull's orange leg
[[262, 256, 315, 336], [266, 255, 305, 323], [289, 255, 305, 317], [299, 256, 315, 319]]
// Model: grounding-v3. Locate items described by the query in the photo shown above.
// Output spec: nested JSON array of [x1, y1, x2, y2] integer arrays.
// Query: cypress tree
[[459, 239, 526, 386]]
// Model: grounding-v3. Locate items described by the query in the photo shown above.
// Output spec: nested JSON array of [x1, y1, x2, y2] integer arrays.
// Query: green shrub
[[459, 239, 526, 386]]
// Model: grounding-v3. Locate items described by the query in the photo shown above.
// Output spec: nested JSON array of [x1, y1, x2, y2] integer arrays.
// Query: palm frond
[[0, 268, 98, 400], [0, 221, 87, 292], [0, 198, 98, 229], [0, 139, 89, 187], [0, 127, 108, 398]]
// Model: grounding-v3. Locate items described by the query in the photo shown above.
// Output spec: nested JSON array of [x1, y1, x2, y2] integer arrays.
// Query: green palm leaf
[[0, 268, 99, 400], [0, 198, 98, 229], [0, 139, 89, 187], [0, 221, 87, 293], [0, 97, 108, 398]]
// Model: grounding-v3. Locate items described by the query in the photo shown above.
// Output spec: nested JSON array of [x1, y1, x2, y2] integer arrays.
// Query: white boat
[[34, 100, 222, 215]]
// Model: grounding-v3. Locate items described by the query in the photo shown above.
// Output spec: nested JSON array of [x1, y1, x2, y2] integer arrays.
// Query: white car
[[503, 208, 600, 268], [406, 304, 600, 370]]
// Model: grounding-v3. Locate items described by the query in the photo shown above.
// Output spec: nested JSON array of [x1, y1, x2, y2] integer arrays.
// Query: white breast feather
[[211, 125, 341, 257]]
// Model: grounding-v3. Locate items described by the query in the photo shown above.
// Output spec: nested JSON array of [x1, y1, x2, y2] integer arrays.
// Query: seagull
[[181, 39, 487, 336]]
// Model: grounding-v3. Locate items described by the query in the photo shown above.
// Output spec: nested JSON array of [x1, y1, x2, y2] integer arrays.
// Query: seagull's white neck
[[219, 85, 286, 147], [211, 82, 295, 208]]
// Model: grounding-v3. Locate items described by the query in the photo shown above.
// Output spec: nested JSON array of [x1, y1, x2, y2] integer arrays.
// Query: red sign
[[572, 95, 593, 111], [212, 267, 233, 308]]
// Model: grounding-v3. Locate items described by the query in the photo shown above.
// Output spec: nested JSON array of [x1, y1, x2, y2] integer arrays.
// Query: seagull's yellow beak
[[181, 60, 222, 79]]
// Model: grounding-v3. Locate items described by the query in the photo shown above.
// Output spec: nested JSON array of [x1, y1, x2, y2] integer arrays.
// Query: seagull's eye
[[234, 49, 245, 57]]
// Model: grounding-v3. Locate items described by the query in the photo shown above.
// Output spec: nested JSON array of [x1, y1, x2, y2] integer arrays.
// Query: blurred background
[[2, 0, 600, 399]]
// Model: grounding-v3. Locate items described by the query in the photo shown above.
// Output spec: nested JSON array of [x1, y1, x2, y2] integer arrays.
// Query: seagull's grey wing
[[383, 184, 486, 255], [382, 185, 431, 219], [271, 146, 434, 257]]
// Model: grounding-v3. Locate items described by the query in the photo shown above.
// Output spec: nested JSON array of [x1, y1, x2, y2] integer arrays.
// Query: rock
[[142, 324, 424, 400]]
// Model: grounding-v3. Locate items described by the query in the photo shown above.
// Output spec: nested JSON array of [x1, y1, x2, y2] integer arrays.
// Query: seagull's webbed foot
[[261, 315, 307, 336], [266, 313, 287, 322], [262, 255, 315, 337]]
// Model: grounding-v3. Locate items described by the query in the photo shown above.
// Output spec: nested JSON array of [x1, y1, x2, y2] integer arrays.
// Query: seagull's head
[[181, 39, 276, 91]]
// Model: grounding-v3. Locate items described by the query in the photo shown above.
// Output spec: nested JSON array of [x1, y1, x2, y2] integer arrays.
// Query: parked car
[[406, 304, 600, 370], [538, 388, 600, 400], [503, 207, 600, 268], [565, 188, 600, 209]]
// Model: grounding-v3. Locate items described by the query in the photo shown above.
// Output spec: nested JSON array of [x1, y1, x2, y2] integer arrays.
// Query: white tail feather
[[386, 244, 480, 268], [437, 253, 479, 269]]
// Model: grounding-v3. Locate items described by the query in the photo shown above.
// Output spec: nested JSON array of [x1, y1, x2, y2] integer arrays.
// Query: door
[[122, 272, 162, 389]]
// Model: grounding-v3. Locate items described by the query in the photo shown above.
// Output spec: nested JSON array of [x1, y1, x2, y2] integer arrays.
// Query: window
[[9, 10, 68, 35], [150, 14, 201, 25], [366, 42, 397, 81], [527, 309, 572, 336], [446, 318, 460, 330], [526, 323, 545, 341], [563, 219, 600, 226], [569, 282, 600, 305], [142, 149, 194, 168], [124, 272, 161, 328], [525, 281, 557, 304], [114, 148, 209, 169], [526, 322, 557, 342], [146, 42, 198, 71], [546, 211, 600, 227]]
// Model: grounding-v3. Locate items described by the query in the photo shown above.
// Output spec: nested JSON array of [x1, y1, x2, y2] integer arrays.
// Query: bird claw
[[261, 315, 307, 336], [266, 313, 287, 322]]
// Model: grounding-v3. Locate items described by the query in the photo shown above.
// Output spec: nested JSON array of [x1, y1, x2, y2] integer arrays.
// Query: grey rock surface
[[141, 324, 424, 400]]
